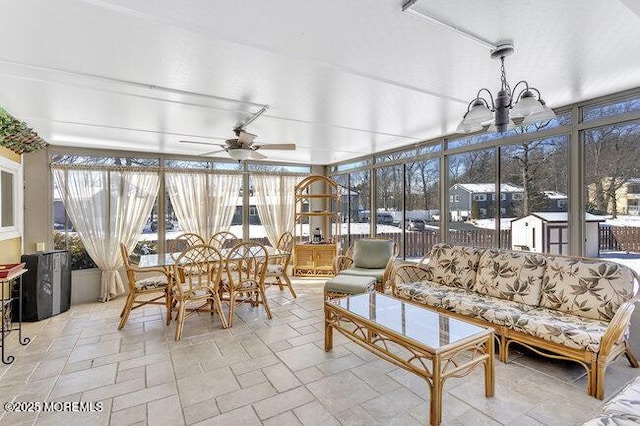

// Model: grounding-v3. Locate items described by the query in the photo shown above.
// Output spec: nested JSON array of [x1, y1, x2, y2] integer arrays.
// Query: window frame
[[0, 156, 23, 241]]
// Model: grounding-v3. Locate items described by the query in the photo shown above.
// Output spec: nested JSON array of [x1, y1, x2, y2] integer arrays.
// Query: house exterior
[[587, 178, 640, 215], [449, 183, 524, 221], [541, 191, 568, 212]]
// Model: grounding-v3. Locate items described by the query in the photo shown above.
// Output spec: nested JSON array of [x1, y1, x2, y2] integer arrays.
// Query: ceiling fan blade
[[200, 148, 228, 156], [254, 143, 296, 150], [179, 140, 223, 147], [249, 150, 267, 160], [237, 130, 258, 145]]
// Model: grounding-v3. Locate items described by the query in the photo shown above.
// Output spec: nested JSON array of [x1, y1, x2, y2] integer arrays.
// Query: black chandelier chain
[[499, 56, 511, 96]]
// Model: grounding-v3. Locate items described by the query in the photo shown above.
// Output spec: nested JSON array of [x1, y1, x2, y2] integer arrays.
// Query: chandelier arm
[[475, 88, 496, 111], [510, 80, 532, 102]]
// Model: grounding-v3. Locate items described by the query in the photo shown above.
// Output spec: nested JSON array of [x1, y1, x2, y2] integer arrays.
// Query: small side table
[[1, 269, 31, 364]]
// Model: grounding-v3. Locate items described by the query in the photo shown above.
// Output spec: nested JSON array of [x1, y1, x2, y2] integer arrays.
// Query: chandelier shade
[[228, 148, 251, 161], [457, 43, 555, 134]]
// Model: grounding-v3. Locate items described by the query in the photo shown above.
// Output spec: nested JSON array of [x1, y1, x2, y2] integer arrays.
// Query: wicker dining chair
[[171, 244, 228, 341], [168, 232, 206, 254], [220, 242, 271, 327], [208, 231, 240, 250], [119, 243, 172, 329], [265, 231, 296, 298]]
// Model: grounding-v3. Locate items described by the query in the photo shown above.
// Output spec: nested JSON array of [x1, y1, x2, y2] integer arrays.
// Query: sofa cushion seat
[[601, 376, 640, 417], [583, 413, 640, 426], [394, 281, 464, 307], [339, 267, 386, 283], [442, 290, 534, 327], [512, 307, 609, 352]]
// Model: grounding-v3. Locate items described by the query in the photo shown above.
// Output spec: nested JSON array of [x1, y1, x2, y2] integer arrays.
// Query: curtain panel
[[254, 175, 302, 246], [165, 172, 241, 239], [53, 168, 160, 302]]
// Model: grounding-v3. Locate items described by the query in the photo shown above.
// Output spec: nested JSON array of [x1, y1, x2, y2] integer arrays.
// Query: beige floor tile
[[182, 397, 219, 425], [118, 352, 170, 371], [252, 387, 315, 420], [81, 377, 146, 402], [262, 410, 302, 426], [109, 404, 147, 426], [262, 363, 302, 392], [316, 353, 367, 376], [361, 387, 425, 420], [112, 382, 177, 412], [50, 363, 117, 399], [236, 370, 268, 388], [216, 382, 277, 413], [148, 394, 185, 426], [294, 366, 325, 385], [176, 366, 239, 407], [293, 401, 340, 426], [193, 405, 262, 426], [306, 371, 379, 415], [146, 360, 174, 387], [276, 342, 331, 372], [68, 339, 121, 363], [230, 353, 280, 375], [35, 398, 112, 426]]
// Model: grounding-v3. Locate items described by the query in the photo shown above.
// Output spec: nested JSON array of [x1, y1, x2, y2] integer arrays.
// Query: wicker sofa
[[390, 244, 640, 399]]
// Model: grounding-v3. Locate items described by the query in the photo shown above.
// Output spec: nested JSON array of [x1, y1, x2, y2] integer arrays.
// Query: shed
[[510, 212, 606, 257]]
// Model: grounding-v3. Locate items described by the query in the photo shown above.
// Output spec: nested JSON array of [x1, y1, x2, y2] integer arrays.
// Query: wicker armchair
[[333, 238, 399, 292]]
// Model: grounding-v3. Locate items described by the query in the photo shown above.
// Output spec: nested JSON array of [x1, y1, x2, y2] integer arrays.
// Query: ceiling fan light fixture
[[228, 148, 251, 162]]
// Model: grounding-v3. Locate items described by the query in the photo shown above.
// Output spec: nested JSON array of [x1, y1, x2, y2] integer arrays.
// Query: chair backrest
[[352, 238, 398, 269], [169, 233, 206, 254], [120, 243, 137, 291], [209, 231, 239, 250], [225, 242, 268, 290], [277, 231, 294, 252], [173, 244, 224, 298]]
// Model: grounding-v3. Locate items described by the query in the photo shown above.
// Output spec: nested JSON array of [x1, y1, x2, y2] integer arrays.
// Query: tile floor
[[1, 278, 639, 425]]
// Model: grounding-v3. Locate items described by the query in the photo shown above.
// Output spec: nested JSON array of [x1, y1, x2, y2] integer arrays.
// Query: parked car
[[405, 219, 425, 231]]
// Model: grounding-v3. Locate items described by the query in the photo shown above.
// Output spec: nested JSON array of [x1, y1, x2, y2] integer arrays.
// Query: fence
[[599, 225, 640, 253]]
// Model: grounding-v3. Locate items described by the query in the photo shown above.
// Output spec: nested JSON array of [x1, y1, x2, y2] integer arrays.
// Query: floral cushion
[[473, 250, 547, 306], [539, 257, 636, 321], [602, 376, 640, 417], [266, 264, 284, 274], [172, 284, 211, 298], [427, 244, 482, 290], [442, 290, 533, 327], [512, 307, 609, 352], [583, 413, 640, 426], [395, 281, 462, 307], [135, 275, 168, 290]]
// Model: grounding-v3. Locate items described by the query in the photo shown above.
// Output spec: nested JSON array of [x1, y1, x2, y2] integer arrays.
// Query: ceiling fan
[[180, 127, 296, 161], [179, 106, 296, 161]]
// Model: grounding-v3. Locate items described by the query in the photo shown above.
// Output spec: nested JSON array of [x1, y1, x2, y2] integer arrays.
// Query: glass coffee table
[[324, 292, 494, 425]]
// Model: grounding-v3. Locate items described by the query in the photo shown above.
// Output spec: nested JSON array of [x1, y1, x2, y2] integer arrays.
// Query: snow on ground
[[470, 218, 515, 230], [465, 215, 640, 230], [603, 215, 640, 227]]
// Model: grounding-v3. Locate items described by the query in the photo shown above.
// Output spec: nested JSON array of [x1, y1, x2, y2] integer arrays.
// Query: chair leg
[[228, 292, 236, 327], [175, 301, 186, 341], [212, 295, 228, 329], [281, 274, 296, 298], [625, 342, 640, 367], [118, 293, 136, 330], [165, 290, 173, 326], [275, 276, 284, 291], [260, 287, 273, 320]]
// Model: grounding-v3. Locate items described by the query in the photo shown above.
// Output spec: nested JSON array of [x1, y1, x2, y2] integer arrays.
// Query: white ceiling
[[1, 0, 640, 165]]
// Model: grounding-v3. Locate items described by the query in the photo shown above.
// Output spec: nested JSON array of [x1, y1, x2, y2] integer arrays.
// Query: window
[[501, 193, 506, 201], [492, 193, 496, 201], [512, 193, 524, 201], [449, 195, 454, 202], [249, 206, 257, 216], [557, 199, 567, 208], [0, 157, 22, 241], [473, 194, 487, 201], [454, 195, 460, 202]]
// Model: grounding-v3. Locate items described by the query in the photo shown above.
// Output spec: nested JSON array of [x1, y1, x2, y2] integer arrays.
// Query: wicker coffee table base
[[325, 302, 495, 425]]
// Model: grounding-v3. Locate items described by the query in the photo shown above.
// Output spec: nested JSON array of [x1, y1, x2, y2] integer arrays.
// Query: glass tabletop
[[138, 246, 289, 269], [329, 292, 489, 350]]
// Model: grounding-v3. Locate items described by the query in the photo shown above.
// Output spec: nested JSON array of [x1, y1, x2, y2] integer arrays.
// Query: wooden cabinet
[[293, 175, 341, 277]]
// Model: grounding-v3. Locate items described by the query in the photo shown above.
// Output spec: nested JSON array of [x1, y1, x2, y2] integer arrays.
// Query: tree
[[470, 201, 480, 220]]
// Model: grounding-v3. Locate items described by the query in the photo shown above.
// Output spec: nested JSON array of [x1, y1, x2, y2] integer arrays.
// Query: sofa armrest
[[600, 297, 638, 357], [389, 263, 432, 296], [333, 255, 354, 275]]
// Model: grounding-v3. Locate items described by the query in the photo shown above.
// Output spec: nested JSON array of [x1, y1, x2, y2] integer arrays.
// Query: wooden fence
[[599, 225, 640, 253]]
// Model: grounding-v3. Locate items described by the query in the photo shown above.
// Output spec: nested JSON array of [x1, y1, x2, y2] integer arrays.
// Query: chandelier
[[457, 43, 555, 134]]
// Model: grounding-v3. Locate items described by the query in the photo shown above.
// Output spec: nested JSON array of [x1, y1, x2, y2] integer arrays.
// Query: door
[[547, 225, 568, 255]]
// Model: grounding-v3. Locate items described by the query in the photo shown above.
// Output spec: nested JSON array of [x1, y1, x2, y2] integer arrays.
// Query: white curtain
[[53, 168, 160, 302], [166, 172, 241, 238], [254, 175, 301, 246]]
